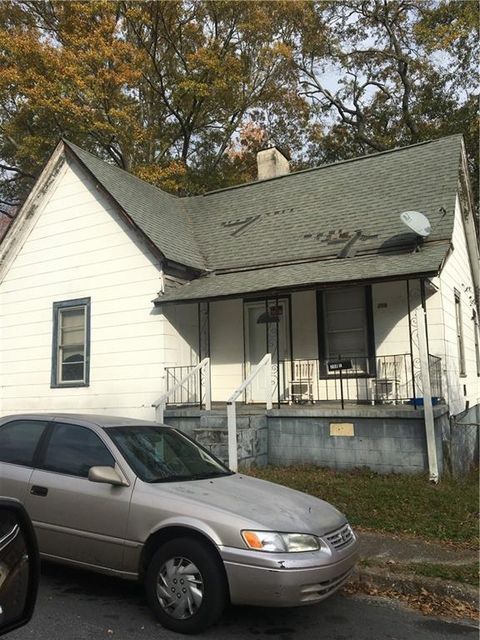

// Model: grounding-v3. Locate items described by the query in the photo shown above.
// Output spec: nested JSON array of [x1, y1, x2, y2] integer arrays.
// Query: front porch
[[156, 276, 445, 476], [163, 353, 443, 409], [160, 278, 443, 410]]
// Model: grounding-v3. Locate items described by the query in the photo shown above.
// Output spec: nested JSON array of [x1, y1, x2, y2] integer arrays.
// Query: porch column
[[198, 301, 210, 360], [416, 286, 439, 483], [198, 301, 210, 410]]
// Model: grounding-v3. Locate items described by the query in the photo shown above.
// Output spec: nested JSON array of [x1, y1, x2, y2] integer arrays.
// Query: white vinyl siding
[[0, 157, 168, 419], [437, 195, 480, 414]]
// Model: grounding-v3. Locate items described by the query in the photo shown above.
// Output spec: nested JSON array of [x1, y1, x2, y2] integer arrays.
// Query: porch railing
[[156, 353, 443, 411], [152, 358, 211, 423], [427, 354, 442, 400], [227, 353, 272, 471], [278, 353, 443, 405]]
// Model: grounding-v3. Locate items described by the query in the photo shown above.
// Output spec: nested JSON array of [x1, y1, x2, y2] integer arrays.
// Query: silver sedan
[[0, 413, 359, 634]]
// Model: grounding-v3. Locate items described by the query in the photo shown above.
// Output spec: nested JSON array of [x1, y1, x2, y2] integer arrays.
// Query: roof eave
[[0, 139, 65, 282], [153, 267, 441, 307]]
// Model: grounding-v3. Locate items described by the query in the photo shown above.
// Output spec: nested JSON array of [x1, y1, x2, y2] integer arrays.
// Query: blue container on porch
[[407, 397, 440, 406]]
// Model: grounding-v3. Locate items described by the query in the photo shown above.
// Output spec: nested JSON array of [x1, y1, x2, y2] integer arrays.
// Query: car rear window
[[0, 420, 49, 467]]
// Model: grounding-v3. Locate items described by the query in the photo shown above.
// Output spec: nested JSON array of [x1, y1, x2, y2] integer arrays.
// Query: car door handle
[[30, 485, 48, 497]]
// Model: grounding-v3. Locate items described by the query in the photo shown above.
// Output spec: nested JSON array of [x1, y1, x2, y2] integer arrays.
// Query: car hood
[[154, 472, 346, 536]]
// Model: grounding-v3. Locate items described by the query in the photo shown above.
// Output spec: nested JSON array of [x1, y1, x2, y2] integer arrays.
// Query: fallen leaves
[[342, 580, 479, 622]]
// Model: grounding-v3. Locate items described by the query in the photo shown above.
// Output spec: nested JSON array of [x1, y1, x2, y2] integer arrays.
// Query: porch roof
[[154, 240, 450, 304]]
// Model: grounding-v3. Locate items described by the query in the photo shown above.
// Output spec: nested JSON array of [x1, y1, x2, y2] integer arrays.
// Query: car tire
[[145, 536, 228, 634]]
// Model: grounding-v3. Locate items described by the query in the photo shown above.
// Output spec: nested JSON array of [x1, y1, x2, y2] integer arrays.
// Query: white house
[[0, 135, 478, 476]]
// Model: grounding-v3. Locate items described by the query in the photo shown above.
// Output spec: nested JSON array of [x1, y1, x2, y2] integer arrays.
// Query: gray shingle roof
[[64, 135, 463, 302], [154, 241, 451, 304], [185, 135, 461, 270], [63, 141, 205, 270]]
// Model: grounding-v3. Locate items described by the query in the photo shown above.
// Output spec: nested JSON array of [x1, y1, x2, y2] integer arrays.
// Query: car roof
[[0, 413, 162, 429]]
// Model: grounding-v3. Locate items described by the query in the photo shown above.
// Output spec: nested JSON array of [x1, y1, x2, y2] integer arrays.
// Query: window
[[317, 286, 375, 376], [52, 298, 90, 387], [454, 290, 466, 376], [0, 420, 49, 466], [474, 310, 480, 377], [41, 423, 115, 477]]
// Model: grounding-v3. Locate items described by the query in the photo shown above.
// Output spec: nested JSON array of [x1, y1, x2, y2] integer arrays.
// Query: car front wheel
[[145, 537, 228, 634]]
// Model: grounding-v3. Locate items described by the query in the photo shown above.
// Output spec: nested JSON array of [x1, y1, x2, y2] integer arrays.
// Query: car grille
[[325, 523, 355, 550]]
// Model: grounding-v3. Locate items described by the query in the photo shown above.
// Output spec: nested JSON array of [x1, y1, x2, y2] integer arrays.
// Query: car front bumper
[[220, 542, 359, 607]]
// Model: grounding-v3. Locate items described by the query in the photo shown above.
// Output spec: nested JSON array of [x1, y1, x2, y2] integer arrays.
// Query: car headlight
[[241, 530, 320, 553]]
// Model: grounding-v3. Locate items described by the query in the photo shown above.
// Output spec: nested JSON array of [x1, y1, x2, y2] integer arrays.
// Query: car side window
[[0, 420, 49, 467], [42, 423, 115, 478]]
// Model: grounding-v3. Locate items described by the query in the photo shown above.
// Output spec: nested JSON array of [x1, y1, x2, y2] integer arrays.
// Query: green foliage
[[0, 0, 477, 215], [245, 465, 480, 547]]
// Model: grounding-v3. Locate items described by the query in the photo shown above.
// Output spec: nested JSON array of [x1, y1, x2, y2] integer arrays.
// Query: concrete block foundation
[[163, 404, 464, 476]]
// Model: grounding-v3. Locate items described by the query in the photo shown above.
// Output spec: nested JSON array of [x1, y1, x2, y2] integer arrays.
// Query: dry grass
[[245, 465, 479, 547]]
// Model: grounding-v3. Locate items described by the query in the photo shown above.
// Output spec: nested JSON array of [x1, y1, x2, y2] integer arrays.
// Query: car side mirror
[[0, 498, 39, 636], [88, 466, 128, 486]]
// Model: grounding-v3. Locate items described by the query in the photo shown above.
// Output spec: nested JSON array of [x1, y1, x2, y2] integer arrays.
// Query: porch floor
[[164, 401, 448, 419]]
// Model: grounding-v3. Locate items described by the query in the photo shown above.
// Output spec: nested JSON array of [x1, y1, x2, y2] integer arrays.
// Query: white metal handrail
[[152, 357, 211, 423], [226, 353, 272, 471]]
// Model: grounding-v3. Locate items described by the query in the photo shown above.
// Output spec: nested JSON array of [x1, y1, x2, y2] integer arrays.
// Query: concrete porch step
[[193, 419, 268, 468]]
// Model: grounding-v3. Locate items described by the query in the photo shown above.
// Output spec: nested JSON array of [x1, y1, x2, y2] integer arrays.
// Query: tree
[[0, 0, 307, 209], [293, 0, 479, 195], [0, 0, 142, 213], [0, 0, 477, 218]]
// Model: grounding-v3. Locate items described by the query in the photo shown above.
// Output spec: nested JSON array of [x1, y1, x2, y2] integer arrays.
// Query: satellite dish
[[400, 211, 431, 238]]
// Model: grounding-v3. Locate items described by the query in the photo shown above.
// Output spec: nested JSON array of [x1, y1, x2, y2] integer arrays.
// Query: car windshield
[[106, 425, 232, 483]]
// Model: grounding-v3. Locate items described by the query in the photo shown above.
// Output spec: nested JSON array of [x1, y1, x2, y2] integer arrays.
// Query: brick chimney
[[256, 146, 290, 180]]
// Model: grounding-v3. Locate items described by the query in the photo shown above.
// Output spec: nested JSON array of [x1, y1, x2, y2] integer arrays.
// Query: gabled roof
[[4, 134, 462, 300], [63, 141, 205, 271], [66, 136, 462, 274], [64, 135, 464, 303]]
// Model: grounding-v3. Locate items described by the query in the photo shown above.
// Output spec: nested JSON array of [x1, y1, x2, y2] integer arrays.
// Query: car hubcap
[[156, 556, 204, 619]]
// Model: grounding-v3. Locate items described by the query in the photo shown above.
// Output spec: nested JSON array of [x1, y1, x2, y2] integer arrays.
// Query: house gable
[[0, 142, 67, 284], [63, 141, 205, 272], [0, 150, 171, 416]]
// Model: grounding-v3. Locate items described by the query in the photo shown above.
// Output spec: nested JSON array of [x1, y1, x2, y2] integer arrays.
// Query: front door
[[244, 299, 290, 402]]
